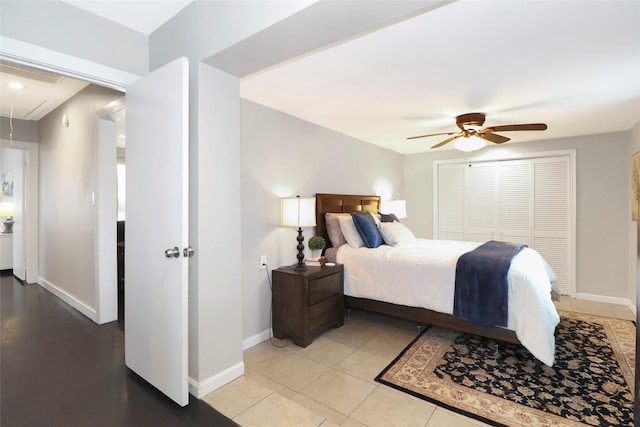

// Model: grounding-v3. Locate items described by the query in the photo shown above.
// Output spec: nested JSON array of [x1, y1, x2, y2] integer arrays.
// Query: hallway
[[0, 271, 237, 427]]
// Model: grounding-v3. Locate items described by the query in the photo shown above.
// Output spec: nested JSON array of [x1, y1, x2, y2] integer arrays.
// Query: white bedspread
[[336, 239, 561, 366]]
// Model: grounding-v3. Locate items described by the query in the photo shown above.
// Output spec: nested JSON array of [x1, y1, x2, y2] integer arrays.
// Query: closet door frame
[[433, 149, 576, 297]]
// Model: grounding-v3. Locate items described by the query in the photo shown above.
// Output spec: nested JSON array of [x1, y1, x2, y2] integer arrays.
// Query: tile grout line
[[229, 389, 275, 422], [271, 323, 400, 425], [232, 302, 631, 426]]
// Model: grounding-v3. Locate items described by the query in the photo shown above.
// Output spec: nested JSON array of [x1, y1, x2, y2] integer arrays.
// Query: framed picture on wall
[[632, 151, 640, 221], [1, 171, 13, 198]]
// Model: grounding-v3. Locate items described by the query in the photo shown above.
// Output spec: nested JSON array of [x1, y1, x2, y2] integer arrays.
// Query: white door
[[466, 162, 497, 242], [498, 160, 532, 246], [532, 156, 572, 295], [12, 149, 25, 281], [124, 57, 190, 406], [437, 164, 465, 241]]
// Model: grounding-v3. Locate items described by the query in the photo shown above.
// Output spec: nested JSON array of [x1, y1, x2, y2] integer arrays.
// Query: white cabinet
[[435, 154, 574, 295], [0, 233, 12, 270]]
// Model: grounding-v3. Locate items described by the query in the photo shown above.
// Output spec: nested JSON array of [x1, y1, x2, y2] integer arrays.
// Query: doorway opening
[[1, 60, 125, 324]]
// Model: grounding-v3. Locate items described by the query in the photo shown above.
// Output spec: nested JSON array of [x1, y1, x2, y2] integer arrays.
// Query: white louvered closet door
[[466, 163, 497, 243], [498, 160, 531, 246], [435, 154, 574, 296], [532, 156, 572, 295], [437, 164, 465, 240]]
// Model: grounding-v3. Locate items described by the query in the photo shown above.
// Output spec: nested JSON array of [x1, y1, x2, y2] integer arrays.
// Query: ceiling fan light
[[454, 135, 486, 152]]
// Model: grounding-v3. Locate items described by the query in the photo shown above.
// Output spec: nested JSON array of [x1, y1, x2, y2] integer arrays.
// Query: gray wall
[[0, 117, 38, 143], [37, 85, 122, 311], [187, 63, 243, 383], [1, 0, 148, 75], [404, 132, 631, 301], [240, 99, 404, 342]]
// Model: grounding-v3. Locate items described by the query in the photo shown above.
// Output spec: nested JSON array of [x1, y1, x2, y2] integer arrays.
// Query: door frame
[[1, 40, 139, 320], [0, 139, 38, 284], [94, 118, 118, 323], [2, 42, 192, 405], [0, 37, 139, 92]]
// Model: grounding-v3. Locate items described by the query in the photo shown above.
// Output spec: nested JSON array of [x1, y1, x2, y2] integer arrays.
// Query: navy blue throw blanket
[[453, 241, 527, 328]]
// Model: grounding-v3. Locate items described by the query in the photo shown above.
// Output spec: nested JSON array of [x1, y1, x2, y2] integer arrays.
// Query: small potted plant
[[308, 235, 326, 258]]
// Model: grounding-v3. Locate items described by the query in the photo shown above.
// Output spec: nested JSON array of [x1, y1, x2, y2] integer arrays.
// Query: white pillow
[[337, 215, 365, 248], [378, 222, 416, 247]]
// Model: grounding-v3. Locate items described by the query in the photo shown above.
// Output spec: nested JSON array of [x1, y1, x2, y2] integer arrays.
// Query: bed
[[315, 193, 561, 366]]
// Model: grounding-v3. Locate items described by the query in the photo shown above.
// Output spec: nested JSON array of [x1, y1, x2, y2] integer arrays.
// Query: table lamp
[[280, 195, 316, 271], [380, 199, 407, 219], [0, 202, 15, 234]]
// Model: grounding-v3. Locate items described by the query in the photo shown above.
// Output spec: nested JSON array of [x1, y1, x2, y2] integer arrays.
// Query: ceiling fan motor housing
[[456, 112, 486, 130]]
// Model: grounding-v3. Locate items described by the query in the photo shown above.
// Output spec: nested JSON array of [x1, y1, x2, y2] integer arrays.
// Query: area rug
[[375, 311, 635, 426]]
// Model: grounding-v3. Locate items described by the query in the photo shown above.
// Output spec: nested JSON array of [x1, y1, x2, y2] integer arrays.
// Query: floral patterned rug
[[375, 311, 635, 426]]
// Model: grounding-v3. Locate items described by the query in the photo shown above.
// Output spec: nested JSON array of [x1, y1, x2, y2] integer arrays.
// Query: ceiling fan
[[407, 112, 547, 151]]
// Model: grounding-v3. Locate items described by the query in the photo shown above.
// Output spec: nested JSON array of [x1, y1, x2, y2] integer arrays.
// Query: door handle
[[183, 247, 195, 258], [164, 246, 180, 258]]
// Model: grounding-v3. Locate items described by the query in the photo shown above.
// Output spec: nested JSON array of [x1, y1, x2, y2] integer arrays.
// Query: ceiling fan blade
[[480, 132, 510, 144], [407, 131, 458, 140], [485, 123, 547, 132], [431, 135, 460, 149]]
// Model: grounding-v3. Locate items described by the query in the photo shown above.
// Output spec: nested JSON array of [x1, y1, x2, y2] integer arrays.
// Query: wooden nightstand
[[272, 263, 344, 347]]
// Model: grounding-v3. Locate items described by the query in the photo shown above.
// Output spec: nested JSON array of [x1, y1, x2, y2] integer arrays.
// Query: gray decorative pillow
[[325, 213, 350, 247], [379, 212, 400, 223]]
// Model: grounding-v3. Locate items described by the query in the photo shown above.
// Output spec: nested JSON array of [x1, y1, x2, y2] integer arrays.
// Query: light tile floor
[[203, 297, 635, 426]]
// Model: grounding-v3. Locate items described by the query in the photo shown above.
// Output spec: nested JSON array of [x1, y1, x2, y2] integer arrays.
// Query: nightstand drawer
[[309, 273, 341, 305], [271, 263, 344, 347], [309, 294, 342, 332]]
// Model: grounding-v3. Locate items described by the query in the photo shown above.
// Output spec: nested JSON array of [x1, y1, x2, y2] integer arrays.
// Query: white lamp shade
[[380, 200, 407, 219], [0, 202, 15, 217], [454, 135, 487, 152], [280, 197, 316, 227]]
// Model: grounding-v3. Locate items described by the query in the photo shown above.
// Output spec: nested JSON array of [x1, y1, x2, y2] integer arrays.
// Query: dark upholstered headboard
[[315, 193, 381, 249]]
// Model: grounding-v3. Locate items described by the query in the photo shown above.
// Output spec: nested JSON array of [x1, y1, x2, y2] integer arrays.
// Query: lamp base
[[294, 227, 306, 271], [2, 217, 14, 234]]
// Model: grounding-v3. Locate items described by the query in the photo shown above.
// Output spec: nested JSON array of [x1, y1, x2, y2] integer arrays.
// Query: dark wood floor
[[0, 270, 238, 427]]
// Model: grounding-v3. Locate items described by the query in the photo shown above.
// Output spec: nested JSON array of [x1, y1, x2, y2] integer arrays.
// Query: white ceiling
[[240, 1, 640, 154], [2, 1, 639, 155], [0, 62, 89, 121]]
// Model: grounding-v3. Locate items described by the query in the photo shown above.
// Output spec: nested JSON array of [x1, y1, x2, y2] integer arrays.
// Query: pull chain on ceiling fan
[[407, 112, 547, 151]]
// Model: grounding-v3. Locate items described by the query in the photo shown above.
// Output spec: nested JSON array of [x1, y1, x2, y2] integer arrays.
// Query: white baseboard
[[189, 361, 245, 398], [575, 292, 636, 316], [243, 329, 271, 350], [37, 277, 98, 322], [37, 275, 246, 399]]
